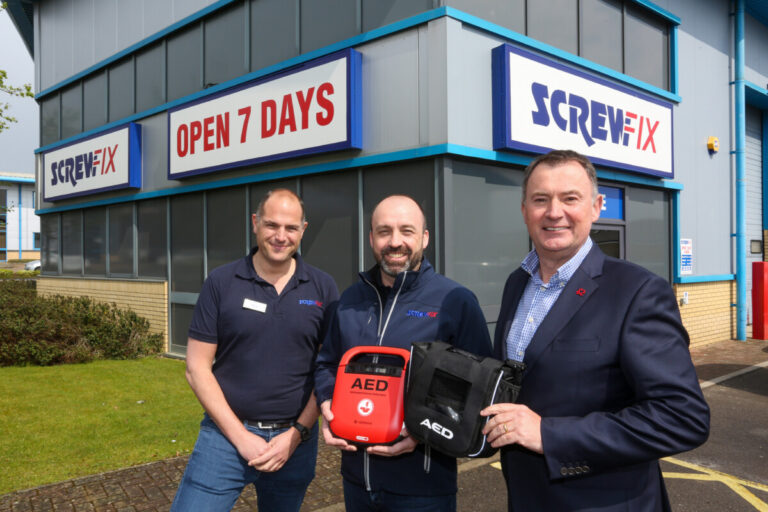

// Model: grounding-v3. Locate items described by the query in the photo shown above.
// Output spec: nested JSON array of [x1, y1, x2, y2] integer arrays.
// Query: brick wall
[[36, 277, 168, 350], [674, 281, 735, 347]]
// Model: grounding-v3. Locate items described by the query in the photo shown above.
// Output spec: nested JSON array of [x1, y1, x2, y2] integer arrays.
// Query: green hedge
[[0, 280, 163, 366]]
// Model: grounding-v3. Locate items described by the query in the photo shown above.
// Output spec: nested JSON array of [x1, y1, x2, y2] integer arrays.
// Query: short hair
[[370, 194, 428, 232], [522, 150, 599, 200], [255, 188, 306, 224]]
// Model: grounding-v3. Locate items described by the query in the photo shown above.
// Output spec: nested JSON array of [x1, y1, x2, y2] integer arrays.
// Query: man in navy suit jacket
[[481, 150, 709, 511]]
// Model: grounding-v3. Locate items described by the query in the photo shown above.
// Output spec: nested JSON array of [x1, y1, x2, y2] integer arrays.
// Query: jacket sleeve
[[438, 287, 493, 358], [539, 274, 710, 479], [314, 301, 342, 405]]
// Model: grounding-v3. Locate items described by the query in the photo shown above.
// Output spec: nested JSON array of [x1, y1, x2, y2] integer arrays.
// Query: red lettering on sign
[[203, 116, 215, 152], [238, 107, 251, 143], [642, 118, 658, 153], [177, 125, 189, 157], [262, 100, 277, 138], [190, 121, 202, 154], [279, 94, 297, 135], [296, 87, 315, 130], [316, 82, 334, 126], [216, 112, 230, 149]]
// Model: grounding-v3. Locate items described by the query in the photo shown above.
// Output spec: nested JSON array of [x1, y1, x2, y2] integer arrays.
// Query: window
[[60, 83, 82, 139], [167, 24, 203, 102], [301, 0, 358, 53], [109, 203, 134, 275], [626, 187, 670, 280], [205, 3, 247, 87], [61, 210, 82, 275], [109, 58, 134, 122], [83, 71, 107, 132], [40, 94, 60, 146], [206, 187, 247, 273], [34, 232, 41, 250], [445, 0, 525, 34], [83, 207, 106, 275], [363, 161, 435, 270], [580, 0, 623, 72], [528, 0, 578, 55], [624, 3, 669, 90], [302, 171, 359, 291], [171, 194, 204, 293], [138, 198, 167, 278], [135, 43, 165, 113], [250, 0, 299, 71], [41, 215, 59, 274], [362, 0, 432, 32]]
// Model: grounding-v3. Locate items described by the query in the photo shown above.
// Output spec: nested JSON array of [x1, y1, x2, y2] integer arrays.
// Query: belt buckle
[[256, 421, 274, 429]]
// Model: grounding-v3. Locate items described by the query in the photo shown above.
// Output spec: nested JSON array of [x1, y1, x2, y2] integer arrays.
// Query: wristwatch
[[292, 422, 310, 443]]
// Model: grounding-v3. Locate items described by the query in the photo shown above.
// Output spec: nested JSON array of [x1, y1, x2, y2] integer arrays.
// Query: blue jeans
[[343, 479, 456, 512], [170, 415, 318, 512]]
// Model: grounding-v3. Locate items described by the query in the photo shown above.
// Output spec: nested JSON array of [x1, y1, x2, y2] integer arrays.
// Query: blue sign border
[[42, 123, 142, 202], [167, 48, 362, 180], [492, 43, 675, 179]]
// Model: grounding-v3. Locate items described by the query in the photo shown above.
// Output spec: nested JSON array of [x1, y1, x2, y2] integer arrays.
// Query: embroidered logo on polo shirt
[[298, 299, 323, 307], [406, 310, 438, 318]]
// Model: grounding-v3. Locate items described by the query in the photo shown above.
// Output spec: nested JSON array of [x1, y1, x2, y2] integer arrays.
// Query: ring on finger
[[502, 423, 508, 433]]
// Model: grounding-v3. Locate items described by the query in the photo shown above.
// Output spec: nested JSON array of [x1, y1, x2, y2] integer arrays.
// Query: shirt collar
[[521, 238, 594, 286], [235, 246, 309, 282]]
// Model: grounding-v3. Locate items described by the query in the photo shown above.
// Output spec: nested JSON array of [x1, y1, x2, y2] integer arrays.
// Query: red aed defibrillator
[[330, 346, 411, 445]]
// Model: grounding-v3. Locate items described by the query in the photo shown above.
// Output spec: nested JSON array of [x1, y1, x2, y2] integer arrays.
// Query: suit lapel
[[498, 269, 530, 360], [522, 246, 605, 372]]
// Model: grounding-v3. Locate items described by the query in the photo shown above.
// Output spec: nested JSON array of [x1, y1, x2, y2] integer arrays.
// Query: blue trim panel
[[445, 7, 681, 103], [675, 274, 736, 284], [42, 123, 142, 202], [670, 26, 678, 96], [746, 81, 768, 110], [492, 43, 675, 179], [763, 111, 768, 231], [0, 176, 35, 184], [36, 0, 239, 99], [36, 143, 679, 215], [672, 189, 681, 280], [167, 49, 362, 180]]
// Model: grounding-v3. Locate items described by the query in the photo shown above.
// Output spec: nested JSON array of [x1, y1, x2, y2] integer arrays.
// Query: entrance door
[[591, 224, 624, 259], [746, 106, 763, 323]]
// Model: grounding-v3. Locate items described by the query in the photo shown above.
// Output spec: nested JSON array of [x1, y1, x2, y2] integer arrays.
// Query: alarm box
[[330, 345, 411, 445]]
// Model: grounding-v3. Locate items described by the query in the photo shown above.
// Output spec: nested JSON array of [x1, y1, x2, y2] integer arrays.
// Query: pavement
[[1, 338, 768, 512]]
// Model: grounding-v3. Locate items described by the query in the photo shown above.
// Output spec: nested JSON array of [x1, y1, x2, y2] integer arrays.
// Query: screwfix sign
[[168, 49, 362, 179], [492, 44, 674, 178], [43, 123, 141, 201]]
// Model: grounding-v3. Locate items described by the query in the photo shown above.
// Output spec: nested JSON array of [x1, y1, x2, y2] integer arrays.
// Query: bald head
[[371, 195, 427, 233], [256, 188, 306, 224]]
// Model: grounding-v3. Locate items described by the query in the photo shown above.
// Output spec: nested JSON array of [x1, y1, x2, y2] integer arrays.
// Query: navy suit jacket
[[494, 245, 709, 511]]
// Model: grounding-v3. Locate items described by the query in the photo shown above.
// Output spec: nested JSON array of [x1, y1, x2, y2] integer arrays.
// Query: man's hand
[[366, 427, 418, 457], [320, 400, 357, 451], [235, 431, 270, 463], [481, 403, 543, 454], [248, 428, 300, 472]]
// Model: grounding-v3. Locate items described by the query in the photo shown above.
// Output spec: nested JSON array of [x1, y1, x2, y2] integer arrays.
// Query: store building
[[0, 173, 39, 262], [7, 0, 768, 352]]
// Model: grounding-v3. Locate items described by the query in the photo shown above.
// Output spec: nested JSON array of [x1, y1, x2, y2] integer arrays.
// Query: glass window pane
[[205, 3, 246, 87], [250, 0, 299, 71], [41, 214, 59, 274], [444, 0, 525, 34], [362, 0, 431, 32], [300, 0, 358, 54], [528, 0, 578, 55], [449, 161, 528, 307], [206, 187, 247, 273], [171, 303, 194, 355], [249, 179, 298, 248], [363, 161, 435, 270], [41, 94, 60, 146], [626, 187, 670, 280], [109, 58, 134, 122], [83, 71, 107, 132], [580, 0, 623, 72], [302, 171, 358, 291], [135, 43, 165, 112], [61, 210, 82, 275], [171, 194, 204, 292], [109, 203, 134, 275], [168, 25, 203, 102], [624, 5, 669, 89], [138, 198, 168, 278], [60, 83, 82, 139], [84, 207, 106, 275]]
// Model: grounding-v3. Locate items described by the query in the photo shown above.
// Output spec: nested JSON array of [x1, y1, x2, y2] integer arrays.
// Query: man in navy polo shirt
[[315, 195, 492, 512], [171, 189, 339, 512]]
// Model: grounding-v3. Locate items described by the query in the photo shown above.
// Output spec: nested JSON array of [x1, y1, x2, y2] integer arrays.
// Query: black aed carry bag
[[405, 341, 525, 458]]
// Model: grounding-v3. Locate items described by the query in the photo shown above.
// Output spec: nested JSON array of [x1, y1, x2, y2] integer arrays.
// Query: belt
[[243, 419, 295, 430]]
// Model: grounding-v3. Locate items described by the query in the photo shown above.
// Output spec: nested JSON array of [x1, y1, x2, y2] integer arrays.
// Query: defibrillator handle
[[338, 345, 410, 367]]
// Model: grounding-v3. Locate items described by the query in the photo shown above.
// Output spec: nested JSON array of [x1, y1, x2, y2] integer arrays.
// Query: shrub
[[0, 280, 163, 366]]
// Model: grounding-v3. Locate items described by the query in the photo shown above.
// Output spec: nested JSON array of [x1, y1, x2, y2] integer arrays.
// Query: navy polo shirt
[[189, 247, 338, 421]]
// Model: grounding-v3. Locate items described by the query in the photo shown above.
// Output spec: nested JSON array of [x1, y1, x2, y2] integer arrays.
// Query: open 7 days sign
[[168, 49, 362, 179], [492, 44, 674, 178]]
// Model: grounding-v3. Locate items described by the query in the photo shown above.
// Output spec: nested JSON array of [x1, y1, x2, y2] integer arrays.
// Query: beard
[[378, 247, 421, 278]]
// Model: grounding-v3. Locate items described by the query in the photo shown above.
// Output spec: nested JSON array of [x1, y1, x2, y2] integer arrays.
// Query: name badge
[[243, 298, 267, 313]]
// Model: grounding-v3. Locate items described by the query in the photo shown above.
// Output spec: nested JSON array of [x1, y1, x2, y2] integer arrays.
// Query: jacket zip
[[361, 271, 408, 491]]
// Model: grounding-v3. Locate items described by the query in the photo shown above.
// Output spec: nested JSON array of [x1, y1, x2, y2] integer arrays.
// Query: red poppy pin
[[576, 288, 586, 296]]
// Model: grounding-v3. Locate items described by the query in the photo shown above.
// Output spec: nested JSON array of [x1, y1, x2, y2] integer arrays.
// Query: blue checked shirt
[[505, 238, 594, 362]]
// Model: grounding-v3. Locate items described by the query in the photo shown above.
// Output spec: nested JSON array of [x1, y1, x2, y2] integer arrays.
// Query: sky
[[0, 9, 38, 175]]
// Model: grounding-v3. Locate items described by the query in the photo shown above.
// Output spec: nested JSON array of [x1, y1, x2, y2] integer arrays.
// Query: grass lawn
[[0, 357, 202, 495]]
